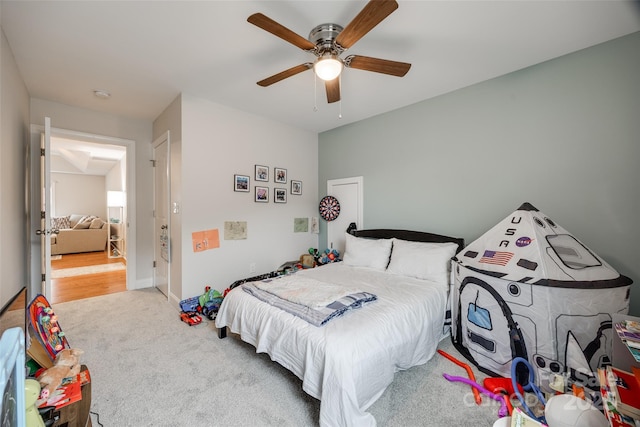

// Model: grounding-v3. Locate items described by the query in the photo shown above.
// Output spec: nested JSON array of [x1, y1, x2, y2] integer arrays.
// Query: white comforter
[[215, 263, 448, 427]]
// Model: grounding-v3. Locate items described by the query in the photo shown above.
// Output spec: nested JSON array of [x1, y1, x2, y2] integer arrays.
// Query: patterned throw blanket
[[242, 279, 377, 327], [254, 275, 362, 308]]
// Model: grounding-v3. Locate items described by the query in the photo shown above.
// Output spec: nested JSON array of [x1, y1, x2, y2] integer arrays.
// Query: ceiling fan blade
[[335, 0, 398, 50], [325, 78, 341, 103], [248, 13, 316, 51], [257, 63, 313, 87], [344, 55, 411, 77]]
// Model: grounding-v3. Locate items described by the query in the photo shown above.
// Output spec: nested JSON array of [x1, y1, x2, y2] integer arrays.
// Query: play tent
[[451, 202, 632, 392]]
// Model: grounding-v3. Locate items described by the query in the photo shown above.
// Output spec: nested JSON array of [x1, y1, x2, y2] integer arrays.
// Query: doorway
[[326, 176, 363, 255], [49, 136, 127, 303], [152, 132, 170, 298], [30, 123, 136, 304]]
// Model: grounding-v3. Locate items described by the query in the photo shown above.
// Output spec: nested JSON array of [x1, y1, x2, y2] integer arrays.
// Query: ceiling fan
[[248, 0, 411, 104]]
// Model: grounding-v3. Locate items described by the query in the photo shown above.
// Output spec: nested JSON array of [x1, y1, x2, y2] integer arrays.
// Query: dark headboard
[[347, 222, 465, 253]]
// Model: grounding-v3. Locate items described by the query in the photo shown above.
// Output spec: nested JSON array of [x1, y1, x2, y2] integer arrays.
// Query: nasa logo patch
[[516, 236, 532, 247]]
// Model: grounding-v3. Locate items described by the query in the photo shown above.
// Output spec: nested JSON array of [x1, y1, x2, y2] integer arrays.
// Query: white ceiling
[[50, 137, 126, 175], [2, 1, 639, 134]]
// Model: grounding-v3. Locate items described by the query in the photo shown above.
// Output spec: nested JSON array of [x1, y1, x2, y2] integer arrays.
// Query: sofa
[[50, 214, 108, 255]]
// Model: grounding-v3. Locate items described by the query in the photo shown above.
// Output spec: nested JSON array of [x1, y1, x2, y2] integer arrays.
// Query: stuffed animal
[[37, 348, 84, 399]]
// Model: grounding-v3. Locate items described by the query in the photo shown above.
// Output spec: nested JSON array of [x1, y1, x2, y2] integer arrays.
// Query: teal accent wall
[[319, 32, 640, 315]]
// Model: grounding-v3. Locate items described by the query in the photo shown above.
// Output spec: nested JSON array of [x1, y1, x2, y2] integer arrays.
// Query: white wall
[[0, 24, 30, 308], [51, 173, 106, 218], [155, 93, 319, 302], [319, 32, 640, 315]]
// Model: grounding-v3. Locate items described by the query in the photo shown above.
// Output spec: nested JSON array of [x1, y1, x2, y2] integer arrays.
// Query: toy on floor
[[484, 377, 524, 396], [511, 357, 547, 423], [179, 286, 228, 322], [443, 373, 509, 418], [180, 311, 202, 326], [484, 376, 524, 415], [544, 394, 608, 427], [437, 349, 482, 404], [199, 286, 224, 320], [37, 348, 83, 399]]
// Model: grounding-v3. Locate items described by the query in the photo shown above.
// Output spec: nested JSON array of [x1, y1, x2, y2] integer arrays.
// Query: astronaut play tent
[[451, 202, 632, 392]]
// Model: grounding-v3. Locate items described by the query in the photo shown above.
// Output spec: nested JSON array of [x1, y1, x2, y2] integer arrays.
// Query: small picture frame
[[274, 188, 287, 203], [255, 186, 269, 203], [291, 180, 302, 195], [234, 174, 250, 192], [274, 167, 287, 184], [255, 165, 269, 182]]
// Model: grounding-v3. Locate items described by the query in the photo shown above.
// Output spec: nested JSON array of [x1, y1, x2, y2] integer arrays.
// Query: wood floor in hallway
[[50, 251, 126, 304]]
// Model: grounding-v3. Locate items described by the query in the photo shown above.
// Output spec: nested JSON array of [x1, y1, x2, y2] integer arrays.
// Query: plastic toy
[[25, 379, 45, 427], [511, 357, 547, 423], [443, 373, 509, 418], [483, 377, 524, 396], [199, 286, 224, 320], [179, 295, 200, 313], [180, 311, 202, 326], [483, 377, 522, 416], [28, 295, 70, 360], [437, 349, 482, 404]]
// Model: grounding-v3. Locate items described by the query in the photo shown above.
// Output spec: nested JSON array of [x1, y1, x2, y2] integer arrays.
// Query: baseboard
[[169, 293, 181, 311], [131, 277, 153, 290]]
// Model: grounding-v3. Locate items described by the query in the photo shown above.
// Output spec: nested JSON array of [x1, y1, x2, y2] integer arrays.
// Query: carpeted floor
[[51, 288, 504, 426]]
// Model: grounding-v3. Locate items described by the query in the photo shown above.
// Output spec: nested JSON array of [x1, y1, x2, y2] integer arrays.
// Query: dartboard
[[319, 196, 340, 221]]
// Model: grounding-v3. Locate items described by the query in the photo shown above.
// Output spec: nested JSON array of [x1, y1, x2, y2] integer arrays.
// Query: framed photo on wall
[[274, 188, 287, 203], [234, 174, 249, 192], [255, 165, 269, 182], [274, 167, 287, 184], [255, 186, 269, 203], [291, 180, 302, 195]]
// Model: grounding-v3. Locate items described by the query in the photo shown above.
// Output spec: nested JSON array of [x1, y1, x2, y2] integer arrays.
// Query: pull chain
[[338, 75, 342, 119], [313, 73, 318, 112]]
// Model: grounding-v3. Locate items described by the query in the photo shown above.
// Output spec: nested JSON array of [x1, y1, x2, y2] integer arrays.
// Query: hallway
[[50, 251, 126, 303]]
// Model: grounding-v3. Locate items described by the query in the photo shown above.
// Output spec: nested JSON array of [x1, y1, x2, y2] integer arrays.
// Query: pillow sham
[[386, 238, 458, 285], [342, 233, 392, 270]]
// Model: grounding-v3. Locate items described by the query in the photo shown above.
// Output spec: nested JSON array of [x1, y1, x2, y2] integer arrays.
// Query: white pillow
[[386, 238, 458, 285], [342, 233, 393, 270]]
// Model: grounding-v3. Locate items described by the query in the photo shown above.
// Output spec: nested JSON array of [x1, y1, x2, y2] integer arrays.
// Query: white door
[[153, 133, 170, 298], [39, 117, 53, 297], [326, 177, 363, 255]]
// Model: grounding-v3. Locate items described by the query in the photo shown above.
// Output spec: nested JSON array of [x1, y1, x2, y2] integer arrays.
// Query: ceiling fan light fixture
[[314, 55, 343, 81]]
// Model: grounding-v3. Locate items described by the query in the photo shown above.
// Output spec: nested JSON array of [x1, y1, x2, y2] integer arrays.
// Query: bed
[[215, 227, 464, 426]]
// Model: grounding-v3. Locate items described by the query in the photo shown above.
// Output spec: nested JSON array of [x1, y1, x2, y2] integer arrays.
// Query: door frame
[[152, 132, 170, 299], [29, 124, 136, 298], [326, 176, 364, 251]]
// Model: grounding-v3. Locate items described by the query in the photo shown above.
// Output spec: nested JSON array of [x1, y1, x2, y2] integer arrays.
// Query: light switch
[[172, 202, 180, 214]]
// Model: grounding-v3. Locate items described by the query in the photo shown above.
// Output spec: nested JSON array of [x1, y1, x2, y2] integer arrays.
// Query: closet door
[[39, 117, 53, 297], [326, 176, 363, 255], [153, 133, 170, 298]]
